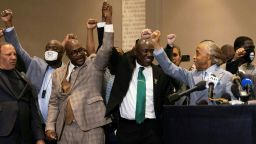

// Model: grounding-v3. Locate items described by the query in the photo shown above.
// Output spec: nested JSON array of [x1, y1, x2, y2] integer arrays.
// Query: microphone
[[241, 78, 253, 92], [232, 76, 248, 102], [168, 81, 206, 103], [241, 78, 253, 101], [206, 74, 218, 99]]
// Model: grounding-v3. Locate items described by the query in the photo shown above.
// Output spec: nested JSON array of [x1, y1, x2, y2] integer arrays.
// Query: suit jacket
[[4, 28, 48, 95], [46, 32, 113, 140], [154, 48, 236, 105], [105, 50, 173, 121], [0, 69, 44, 143]]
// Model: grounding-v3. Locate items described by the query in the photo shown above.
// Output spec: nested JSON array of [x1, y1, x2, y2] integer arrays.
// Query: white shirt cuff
[[5, 26, 14, 32], [97, 22, 106, 28], [104, 24, 114, 33], [153, 48, 164, 55]]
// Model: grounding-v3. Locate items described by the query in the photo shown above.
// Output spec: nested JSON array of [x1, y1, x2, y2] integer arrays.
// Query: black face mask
[[243, 48, 255, 63]]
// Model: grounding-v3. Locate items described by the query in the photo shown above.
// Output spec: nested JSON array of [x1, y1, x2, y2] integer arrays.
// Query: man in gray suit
[[153, 32, 236, 105], [45, 17, 112, 143]]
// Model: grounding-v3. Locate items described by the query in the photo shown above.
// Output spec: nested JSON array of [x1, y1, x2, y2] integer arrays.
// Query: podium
[[162, 105, 256, 144]]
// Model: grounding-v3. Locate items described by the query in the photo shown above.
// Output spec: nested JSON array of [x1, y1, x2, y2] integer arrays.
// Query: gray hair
[[200, 40, 224, 66]]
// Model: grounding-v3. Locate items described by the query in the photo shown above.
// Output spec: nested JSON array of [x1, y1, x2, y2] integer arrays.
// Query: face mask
[[243, 48, 255, 63], [45, 50, 58, 61]]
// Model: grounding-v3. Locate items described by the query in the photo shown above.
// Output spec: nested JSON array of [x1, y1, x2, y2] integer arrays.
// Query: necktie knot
[[139, 67, 144, 71]]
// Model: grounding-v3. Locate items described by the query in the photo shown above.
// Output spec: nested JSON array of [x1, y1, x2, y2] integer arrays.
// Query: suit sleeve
[[93, 29, 114, 71], [45, 72, 59, 132], [154, 48, 191, 86], [4, 28, 32, 70], [97, 26, 104, 51], [226, 59, 240, 74]]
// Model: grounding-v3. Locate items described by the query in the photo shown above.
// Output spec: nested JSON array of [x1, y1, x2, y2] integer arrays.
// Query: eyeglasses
[[69, 47, 86, 56]]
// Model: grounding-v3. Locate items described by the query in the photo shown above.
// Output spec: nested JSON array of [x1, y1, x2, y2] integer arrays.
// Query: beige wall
[[0, 0, 122, 63], [1, 0, 256, 68], [147, 0, 256, 68]]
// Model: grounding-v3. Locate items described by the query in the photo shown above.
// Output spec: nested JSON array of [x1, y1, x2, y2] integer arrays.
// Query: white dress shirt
[[120, 61, 156, 120]]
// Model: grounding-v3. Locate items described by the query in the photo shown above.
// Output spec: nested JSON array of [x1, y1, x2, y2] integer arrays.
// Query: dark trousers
[[105, 124, 119, 144], [116, 118, 162, 144]]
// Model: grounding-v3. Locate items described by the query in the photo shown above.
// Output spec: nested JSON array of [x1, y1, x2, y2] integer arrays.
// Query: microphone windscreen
[[195, 81, 206, 91], [241, 78, 253, 88]]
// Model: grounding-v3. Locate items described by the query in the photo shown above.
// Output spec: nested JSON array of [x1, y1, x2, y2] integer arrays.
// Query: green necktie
[[135, 67, 146, 124]]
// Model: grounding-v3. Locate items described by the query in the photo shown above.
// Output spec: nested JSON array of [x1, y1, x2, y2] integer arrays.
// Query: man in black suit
[[0, 42, 45, 144], [105, 29, 173, 144]]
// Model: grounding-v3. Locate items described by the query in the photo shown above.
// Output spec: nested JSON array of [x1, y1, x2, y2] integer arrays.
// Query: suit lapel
[[15, 70, 29, 99], [66, 60, 89, 92], [0, 70, 18, 98]]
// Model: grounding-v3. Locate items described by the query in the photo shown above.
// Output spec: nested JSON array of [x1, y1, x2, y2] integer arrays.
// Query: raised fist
[[102, 2, 112, 24], [87, 18, 97, 29], [141, 28, 152, 39], [62, 33, 78, 46], [0, 9, 13, 27], [151, 30, 161, 49], [167, 34, 176, 46]]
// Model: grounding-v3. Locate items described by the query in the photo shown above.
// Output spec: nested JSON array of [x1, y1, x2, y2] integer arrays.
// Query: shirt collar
[[135, 60, 151, 70], [205, 64, 218, 74]]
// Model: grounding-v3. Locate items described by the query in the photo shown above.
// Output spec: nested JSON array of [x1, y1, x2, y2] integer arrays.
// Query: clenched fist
[[0, 9, 13, 27]]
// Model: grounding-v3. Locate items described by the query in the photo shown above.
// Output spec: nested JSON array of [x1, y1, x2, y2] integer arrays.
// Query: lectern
[[162, 105, 256, 144]]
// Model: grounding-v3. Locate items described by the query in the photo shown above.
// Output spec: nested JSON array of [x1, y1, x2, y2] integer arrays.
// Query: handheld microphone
[[206, 74, 218, 99], [241, 78, 253, 101], [232, 75, 248, 102], [241, 78, 253, 92], [168, 81, 206, 103]]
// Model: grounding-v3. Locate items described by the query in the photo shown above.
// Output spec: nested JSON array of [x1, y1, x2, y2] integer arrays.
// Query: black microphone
[[207, 74, 218, 99], [232, 75, 248, 98], [168, 81, 206, 103]]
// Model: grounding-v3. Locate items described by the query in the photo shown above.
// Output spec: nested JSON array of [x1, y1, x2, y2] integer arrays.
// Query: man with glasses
[[45, 17, 113, 143]]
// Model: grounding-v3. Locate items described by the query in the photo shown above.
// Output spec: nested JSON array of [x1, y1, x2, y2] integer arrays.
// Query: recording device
[[181, 55, 190, 62], [206, 74, 218, 99], [168, 81, 206, 103]]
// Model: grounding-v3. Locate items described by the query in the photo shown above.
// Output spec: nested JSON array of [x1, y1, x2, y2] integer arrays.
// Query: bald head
[[65, 39, 86, 66]]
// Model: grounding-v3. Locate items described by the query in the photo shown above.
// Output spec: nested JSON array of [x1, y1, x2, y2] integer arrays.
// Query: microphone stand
[[185, 94, 190, 106]]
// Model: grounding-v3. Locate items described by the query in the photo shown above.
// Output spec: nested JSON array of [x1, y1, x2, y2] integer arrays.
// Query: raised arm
[[1, 9, 32, 69], [94, 2, 113, 70], [153, 32, 191, 85], [86, 18, 97, 56]]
